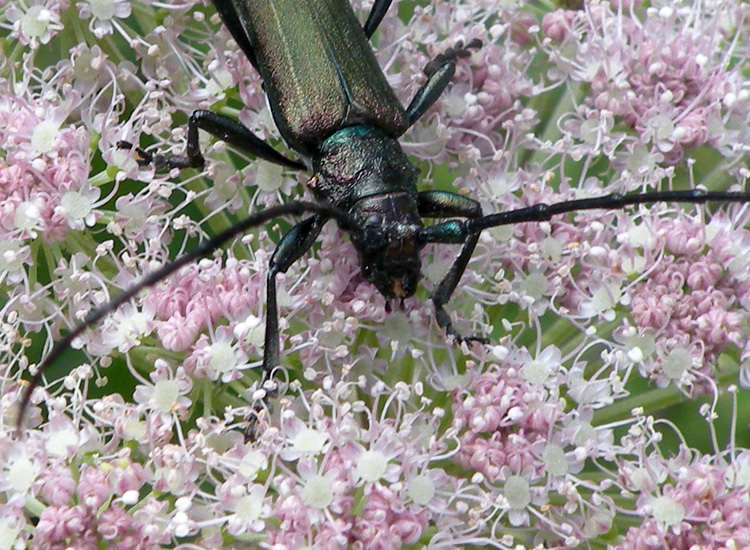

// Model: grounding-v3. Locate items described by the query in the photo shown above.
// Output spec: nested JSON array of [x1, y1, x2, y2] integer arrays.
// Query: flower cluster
[[3, 0, 750, 548]]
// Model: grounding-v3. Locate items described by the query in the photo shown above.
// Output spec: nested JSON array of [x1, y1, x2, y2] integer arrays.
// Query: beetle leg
[[262, 215, 327, 382], [246, 214, 326, 438], [419, 187, 750, 347], [417, 190, 481, 218], [120, 110, 305, 172], [17, 202, 348, 435], [417, 191, 487, 344], [211, 0, 259, 70], [423, 38, 483, 78], [362, 0, 393, 39], [405, 39, 482, 127]]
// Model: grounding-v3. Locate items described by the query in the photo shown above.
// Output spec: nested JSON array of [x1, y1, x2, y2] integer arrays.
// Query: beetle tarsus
[[424, 38, 483, 77], [244, 400, 269, 442], [458, 335, 491, 345], [116, 140, 204, 170], [406, 40, 483, 126], [117, 140, 155, 167], [436, 305, 489, 346], [244, 380, 279, 441], [118, 108, 302, 173]]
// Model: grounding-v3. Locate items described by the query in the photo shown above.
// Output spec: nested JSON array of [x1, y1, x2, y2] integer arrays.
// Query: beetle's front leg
[[246, 215, 326, 436], [119, 110, 304, 171], [417, 191, 487, 344], [262, 215, 326, 380]]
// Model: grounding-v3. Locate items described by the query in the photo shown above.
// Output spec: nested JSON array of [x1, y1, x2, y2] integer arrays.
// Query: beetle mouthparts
[[384, 298, 406, 314]]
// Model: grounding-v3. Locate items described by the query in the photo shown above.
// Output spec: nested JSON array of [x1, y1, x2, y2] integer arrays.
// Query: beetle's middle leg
[[119, 110, 304, 171], [417, 191, 487, 344]]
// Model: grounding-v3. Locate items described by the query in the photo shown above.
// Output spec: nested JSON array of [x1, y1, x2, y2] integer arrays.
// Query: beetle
[[16, 0, 750, 428]]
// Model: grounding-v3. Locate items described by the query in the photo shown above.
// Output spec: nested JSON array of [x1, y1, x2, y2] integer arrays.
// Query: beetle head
[[349, 194, 424, 308]]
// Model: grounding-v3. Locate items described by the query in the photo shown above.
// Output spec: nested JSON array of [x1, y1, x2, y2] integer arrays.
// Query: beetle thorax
[[310, 126, 420, 207]]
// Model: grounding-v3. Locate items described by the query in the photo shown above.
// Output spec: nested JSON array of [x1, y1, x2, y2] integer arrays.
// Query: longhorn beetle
[[16, 0, 750, 428]]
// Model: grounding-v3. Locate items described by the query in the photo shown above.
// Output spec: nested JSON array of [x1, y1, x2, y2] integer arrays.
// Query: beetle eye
[[365, 214, 382, 227]]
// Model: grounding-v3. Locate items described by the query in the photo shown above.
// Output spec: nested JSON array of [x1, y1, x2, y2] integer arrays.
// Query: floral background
[[2, 0, 750, 548]]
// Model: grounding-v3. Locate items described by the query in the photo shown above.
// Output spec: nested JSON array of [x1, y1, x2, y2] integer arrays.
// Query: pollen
[[292, 428, 328, 454], [504, 475, 531, 510], [60, 191, 94, 222], [152, 379, 180, 413], [235, 490, 264, 522], [13, 201, 41, 233]]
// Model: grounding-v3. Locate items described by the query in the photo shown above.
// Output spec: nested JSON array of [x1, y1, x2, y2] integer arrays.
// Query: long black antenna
[[468, 189, 750, 232], [16, 201, 352, 432]]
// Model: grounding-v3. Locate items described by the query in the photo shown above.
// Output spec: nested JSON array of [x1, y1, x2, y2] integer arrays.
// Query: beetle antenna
[[16, 201, 353, 434], [467, 189, 750, 233]]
